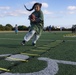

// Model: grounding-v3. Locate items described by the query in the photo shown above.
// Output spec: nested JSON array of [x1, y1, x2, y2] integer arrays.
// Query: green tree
[[5, 24, 13, 30], [0, 24, 5, 31], [18, 25, 28, 30]]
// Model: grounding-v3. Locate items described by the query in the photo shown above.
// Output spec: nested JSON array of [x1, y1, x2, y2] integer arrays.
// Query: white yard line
[[54, 59, 76, 65], [0, 38, 76, 42], [0, 54, 11, 57], [1, 57, 58, 75], [0, 55, 76, 75], [0, 38, 22, 40], [0, 31, 27, 33]]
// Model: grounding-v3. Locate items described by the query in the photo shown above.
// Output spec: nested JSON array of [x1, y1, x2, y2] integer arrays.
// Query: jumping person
[[21, 3, 44, 46]]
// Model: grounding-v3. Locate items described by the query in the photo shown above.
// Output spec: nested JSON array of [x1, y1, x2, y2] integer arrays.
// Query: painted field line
[[54, 59, 76, 65], [0, 38, 53, 41], [0, 54, 11, 57], [31, 50, 46, 52], [1, 57, 58, 75], [0, 38, 76, 42], [21, 53, 40, 56], [43, 44, 56, 47], [0, 38, 60, 41], [38, 47, 49, 49], [0, 67, 10, 72], [0, 38, 22, 40], [7, 57, 28, 62]]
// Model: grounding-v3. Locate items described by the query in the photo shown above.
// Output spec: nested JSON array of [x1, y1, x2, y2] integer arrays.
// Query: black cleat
[[21, 40, 26, 45], [32, 43, 36, 46], [63, 40, 65, 42]]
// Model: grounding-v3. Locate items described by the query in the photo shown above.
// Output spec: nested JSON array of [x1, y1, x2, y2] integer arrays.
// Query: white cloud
[[0, 14, 4, 17], [25, 1, 49, 8], [0, 1, 49, 17], [14, 10, 30, 15], [30, 1, 37, 4], [0, 9, 53, 17], [67, 11, 75, 14], [0, 10, 31, 17], [66, 6, 76, 14], [9, 10, 30, 16], [59, 11, 64, 14], [43, 10, 53, 15], [0, 6, 10, 10], [42, 3, 48, 8], [25, 1, 36, 6], [67, 6, 76, 10], [59, 6, 76, 15]]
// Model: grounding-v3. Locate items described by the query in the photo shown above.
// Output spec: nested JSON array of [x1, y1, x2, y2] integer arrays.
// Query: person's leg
[[32, 34, 40, 46], [22, 30, 36, 45]]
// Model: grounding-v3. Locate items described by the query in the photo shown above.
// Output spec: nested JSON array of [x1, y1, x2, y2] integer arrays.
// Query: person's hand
[[30, 14, 36, 22], [31, 18, 36, 22]]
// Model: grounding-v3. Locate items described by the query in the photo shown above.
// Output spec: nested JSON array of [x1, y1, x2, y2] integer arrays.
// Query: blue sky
[[0, 0, 76, 28]]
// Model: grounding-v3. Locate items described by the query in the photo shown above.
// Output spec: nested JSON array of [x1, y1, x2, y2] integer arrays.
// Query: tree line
[[44, 25, 72, 31], [0, 24, 75, 31], [0, 24, 29, 31]]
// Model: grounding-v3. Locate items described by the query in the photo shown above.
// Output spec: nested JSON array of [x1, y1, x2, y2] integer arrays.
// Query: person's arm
[[29, 12, 36, 22], [35, 11, 44, 23]]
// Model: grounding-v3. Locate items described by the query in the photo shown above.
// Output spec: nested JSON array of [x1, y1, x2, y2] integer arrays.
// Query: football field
[[0, 31, 76, 75]]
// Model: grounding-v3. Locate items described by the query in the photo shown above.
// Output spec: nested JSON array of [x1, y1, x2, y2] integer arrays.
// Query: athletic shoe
[[21, 40, 25, 45], [32, 43, 36, 46]]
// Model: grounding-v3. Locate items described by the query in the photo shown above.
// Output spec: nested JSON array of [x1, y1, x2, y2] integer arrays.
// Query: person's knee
[[30, 30, 35, 35]]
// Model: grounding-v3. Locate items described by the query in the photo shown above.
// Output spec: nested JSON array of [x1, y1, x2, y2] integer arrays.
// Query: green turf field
[[0, 31, 76, 75]]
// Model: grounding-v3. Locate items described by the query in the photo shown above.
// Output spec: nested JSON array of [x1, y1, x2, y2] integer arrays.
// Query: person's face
[[34, 5, 40, 11]]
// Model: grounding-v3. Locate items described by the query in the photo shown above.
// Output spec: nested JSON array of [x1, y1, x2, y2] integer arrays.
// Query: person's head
[[15, 24, 17, 26], [34, 4, 41, 11], [24, 3, 42, 11]]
